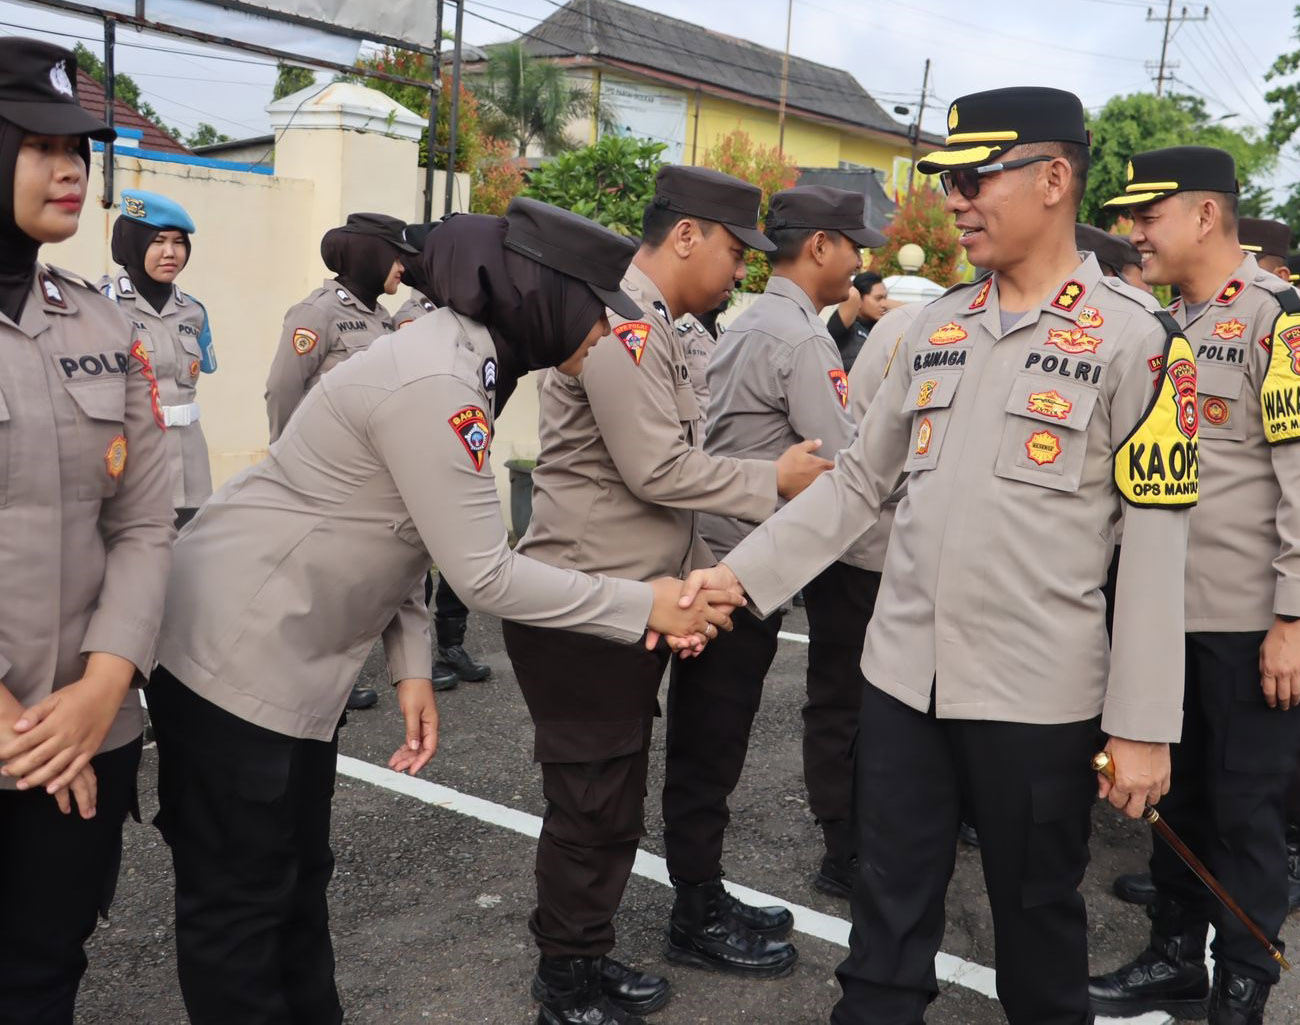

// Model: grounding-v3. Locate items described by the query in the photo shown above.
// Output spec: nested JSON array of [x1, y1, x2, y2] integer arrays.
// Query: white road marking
[[335, 755, 1170, 1024]]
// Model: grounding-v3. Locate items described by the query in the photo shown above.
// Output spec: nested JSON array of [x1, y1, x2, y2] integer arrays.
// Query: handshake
[[644, 564, 747, 657]]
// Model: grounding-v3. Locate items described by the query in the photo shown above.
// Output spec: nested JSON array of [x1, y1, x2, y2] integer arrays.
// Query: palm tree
[[472, 42, 610, 158]]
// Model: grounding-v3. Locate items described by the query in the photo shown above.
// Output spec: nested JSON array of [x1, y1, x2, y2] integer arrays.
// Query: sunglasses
[[938, 154, 1054, 200]]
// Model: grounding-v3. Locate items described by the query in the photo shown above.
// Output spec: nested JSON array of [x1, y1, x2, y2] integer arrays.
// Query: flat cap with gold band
[[1239, 217, 1292, 261], [1103, 145, 1238, 208], [1287, 253, 1300, 285], [915, 86, 1088, 174]]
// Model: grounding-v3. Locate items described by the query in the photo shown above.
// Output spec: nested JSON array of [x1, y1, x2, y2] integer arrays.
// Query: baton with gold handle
[[1092, 751, 1290, 971]]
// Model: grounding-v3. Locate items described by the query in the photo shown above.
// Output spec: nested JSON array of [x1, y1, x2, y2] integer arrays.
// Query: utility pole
[[776, 0, 793, 156], [1146, 2, 1208, 97], [906, 58, 930, 196]]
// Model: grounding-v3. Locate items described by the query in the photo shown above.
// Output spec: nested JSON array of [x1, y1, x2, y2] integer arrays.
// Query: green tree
[[472, 42, 607, 157], [346, 47, 482, 171], [272, 63, 316, 101], [1265, 5, 1300, 236], [185, 123, 230, 149], [73, 42, 180, 141], [874, 186, 963, 286], [470, 136, 526, 215], [1083, 92, 1272, 226], [522, 135, 666, 235]]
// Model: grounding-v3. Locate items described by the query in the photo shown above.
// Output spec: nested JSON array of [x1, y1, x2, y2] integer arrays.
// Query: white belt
[[162, 402, 200, 427]]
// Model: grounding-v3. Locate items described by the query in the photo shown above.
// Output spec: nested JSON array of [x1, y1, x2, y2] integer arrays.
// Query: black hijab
[[423, 213, 604, 414], [320, 228, 398, 311], [398, 221, 439, 299], [0, 119, 40, 323], [111, 215, 188, 312]]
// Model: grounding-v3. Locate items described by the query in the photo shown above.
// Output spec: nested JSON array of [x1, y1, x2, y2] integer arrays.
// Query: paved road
[[76, 608, 1300, 1023]]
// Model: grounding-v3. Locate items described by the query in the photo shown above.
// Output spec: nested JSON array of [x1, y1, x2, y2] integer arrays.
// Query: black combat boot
[[532, 955, 669, 1016], [534, 955, 645, 1025], [1113, 871, 1159, 907], [434, 615, 491, 682], [813, 820, 855, 899], [665, 878, 798, 978], [1287, 827, 1300, 913], [1088, 897, 1209, 1019], [346, 682, 378, 710], [1208, 966, 1270, 1025]]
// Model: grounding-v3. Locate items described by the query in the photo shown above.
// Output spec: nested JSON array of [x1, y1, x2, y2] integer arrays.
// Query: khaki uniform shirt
[[0, 267, 175, 783], [157, 308, 652, 741], [264, 280, 393, 442], [846, 303, 924, 572], [1174, 255, 1300, 631], [698, 276, 863, 566], [99, 271, 212, 509], [678, 313, 717, 418], [723, 255, 1192, 742], [394, 290, 436, 328], [518, 264, 779, 581]]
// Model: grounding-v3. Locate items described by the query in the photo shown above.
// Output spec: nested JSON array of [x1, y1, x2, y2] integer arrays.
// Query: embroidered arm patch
[[614, 321, 650, 365], [1113, 332, 1198, 507], [828, 368, 849, 408], [449, 406, 491, 471], [1261, 310, 1300, 445]]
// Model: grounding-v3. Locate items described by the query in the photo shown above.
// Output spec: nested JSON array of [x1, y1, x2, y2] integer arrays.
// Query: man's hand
[[1260, 618, 1300, 710], [388, 679, 439, 776], [0, 653, 134, 794], [644, 576, 744, 652], [775, 439, 834, 499], [1097, 736, 1170, 819], [679, 564, 743, 609], [53, 764, 98, 819]]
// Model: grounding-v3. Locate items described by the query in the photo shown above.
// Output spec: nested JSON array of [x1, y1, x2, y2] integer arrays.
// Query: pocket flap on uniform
[[64, 380, 126, 423], [899, 370, 962, 414], [1004, 374, 1098, 431], [1197, 363, 1246, 400], [533, 718, 645, 764]]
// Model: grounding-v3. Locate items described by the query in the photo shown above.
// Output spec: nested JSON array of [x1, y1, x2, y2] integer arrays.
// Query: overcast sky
[[0, 0, 1291, 187]]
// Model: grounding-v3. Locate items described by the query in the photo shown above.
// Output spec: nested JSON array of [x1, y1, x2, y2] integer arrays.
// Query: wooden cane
[[1093, 751, 1290, 971]]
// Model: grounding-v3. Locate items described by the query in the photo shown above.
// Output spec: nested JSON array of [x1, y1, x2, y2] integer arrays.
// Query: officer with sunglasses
[[680, 86, 1196, 1024]]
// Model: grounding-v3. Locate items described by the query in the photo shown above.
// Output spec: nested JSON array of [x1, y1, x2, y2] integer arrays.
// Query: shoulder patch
[[449, 406, 491, 471], [482, 357, 498, 391], [292, 327, 319, 355], [1051, 280, 1085, 313], [1114, 331, 1198, 507], [1261, 309, 1300, 444], [614, 321, 651, 365], [828, 368, 849, 408]]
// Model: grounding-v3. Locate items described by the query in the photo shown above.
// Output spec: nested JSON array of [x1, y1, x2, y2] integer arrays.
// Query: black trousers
[[1150, 631, 1300, 983], [149, 667, 342, 1025], [831, 684, 1100, 1025], [662, 562, 878, 882], [424, 572, 471, 648], [0, 736, 140, 1025], [502, 621, 667, 958]]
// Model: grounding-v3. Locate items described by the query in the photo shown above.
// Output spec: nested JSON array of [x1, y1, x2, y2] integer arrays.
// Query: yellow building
[[468, 0, 939, 201]]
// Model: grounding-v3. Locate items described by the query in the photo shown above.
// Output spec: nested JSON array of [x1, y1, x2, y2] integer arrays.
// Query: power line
[[1145, 1, 1208, 96]]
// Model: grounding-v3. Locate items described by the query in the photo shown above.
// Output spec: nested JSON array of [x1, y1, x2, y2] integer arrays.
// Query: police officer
[[678, 311, 718, 416], [147, 199, 739, 1025], [684, 87, 1195, 1025], [1089, 147, 1300, 1024], [265, 212, 415, 709], [1239, 215, 1293, 284], [101, 189, 215, 528], [263, 211, 413, 443], [0, 38, 174, 1024], [505, 165, 834, 1025], [390, 219, 492, 690], [661, 186, 884, 949]]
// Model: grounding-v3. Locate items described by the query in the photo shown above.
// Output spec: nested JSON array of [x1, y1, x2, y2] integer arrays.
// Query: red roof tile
[[76, 68, 192, 155]]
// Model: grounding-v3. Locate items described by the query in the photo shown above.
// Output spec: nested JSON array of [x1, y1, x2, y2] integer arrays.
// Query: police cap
[[1075, 223, 1140, 274], [651, 165, 776, 252], [0, 38, 113, 141], [765, 185, 886, 248], [916, 87, 1087, 174], [340, 212, 418, 253], [504, 197, 642, 321], [119, 189, 196, 233], [1104, 146, 1238, 209], [1239, 217, 1291, 261]]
